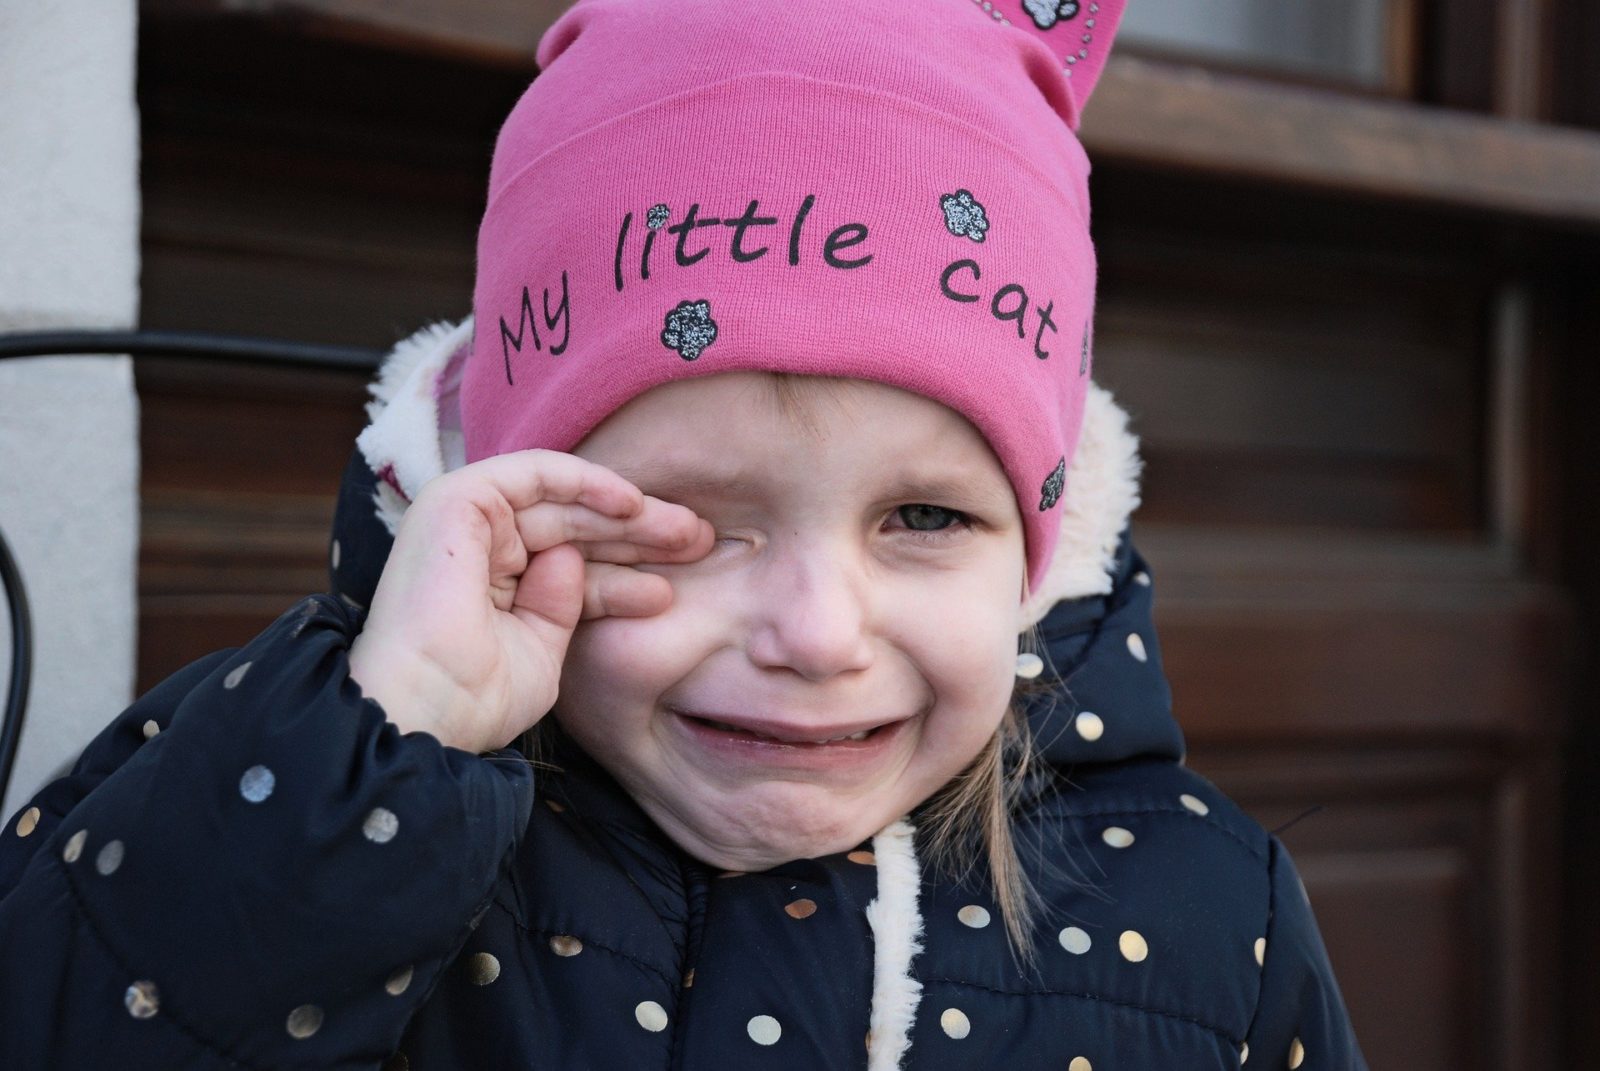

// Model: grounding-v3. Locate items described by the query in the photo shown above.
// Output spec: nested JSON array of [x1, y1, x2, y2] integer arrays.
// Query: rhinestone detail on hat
[[972, 0, 1012, 24]]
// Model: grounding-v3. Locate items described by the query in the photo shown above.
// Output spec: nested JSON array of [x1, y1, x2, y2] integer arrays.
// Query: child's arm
[[1244, 834, 1372, 1070], [0, 593, 535, 1071]]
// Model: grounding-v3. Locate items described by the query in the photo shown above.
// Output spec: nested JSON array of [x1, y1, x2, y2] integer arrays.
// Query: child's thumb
[[510, 541, 587, 640]]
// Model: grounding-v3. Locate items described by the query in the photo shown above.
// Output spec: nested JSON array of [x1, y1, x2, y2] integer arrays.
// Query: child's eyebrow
[[617, 461, 1012, 511]]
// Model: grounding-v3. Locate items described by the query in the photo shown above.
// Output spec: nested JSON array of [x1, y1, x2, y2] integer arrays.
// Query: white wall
[[0, 0, 142, 818]]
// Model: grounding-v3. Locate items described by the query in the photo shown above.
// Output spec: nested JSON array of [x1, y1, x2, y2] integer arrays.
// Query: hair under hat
[[460, 0, 1128, 594]]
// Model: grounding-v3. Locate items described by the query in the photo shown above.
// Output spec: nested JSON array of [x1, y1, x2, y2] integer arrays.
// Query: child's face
[[554, 372, 1025, 871]]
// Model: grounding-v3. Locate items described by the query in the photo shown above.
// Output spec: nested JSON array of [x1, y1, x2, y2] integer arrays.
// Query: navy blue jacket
[[1, 434, 1369, 1070]]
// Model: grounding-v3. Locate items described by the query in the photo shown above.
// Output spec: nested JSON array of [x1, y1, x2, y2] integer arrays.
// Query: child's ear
[[1003, 0, 1128, 129]]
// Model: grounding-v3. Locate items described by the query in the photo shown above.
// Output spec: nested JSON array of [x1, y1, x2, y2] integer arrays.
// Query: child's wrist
[[347, 634, 475, 751]]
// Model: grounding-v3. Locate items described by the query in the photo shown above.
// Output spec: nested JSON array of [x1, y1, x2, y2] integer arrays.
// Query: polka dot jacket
[[0, 442, 1370, 1070]]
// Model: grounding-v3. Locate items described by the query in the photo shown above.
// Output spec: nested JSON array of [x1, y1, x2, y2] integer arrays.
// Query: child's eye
[[889, 504, 971, 538]]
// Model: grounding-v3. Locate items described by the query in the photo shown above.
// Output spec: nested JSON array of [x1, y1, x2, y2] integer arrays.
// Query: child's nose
[[744, 547, 874, 682]]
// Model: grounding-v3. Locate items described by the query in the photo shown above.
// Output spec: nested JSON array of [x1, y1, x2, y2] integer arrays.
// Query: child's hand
[[346, 450, 713, 754]]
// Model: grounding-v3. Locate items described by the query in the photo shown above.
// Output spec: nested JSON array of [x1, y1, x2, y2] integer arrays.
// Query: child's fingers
[[512, 496, 711, 558], [507, 540, 587, 636], [452, 448, 646, 520], [575, 524, 716, 565], [580, 561, 675, 620]]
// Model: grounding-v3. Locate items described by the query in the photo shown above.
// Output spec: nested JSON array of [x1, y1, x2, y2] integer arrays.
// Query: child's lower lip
[[669, 711, 909, 769]]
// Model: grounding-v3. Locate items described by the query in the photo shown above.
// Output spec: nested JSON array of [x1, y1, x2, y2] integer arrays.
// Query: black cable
[[0, 330, 384, 805], [0, 330, 382, 371], [0, 527, 33, 810]]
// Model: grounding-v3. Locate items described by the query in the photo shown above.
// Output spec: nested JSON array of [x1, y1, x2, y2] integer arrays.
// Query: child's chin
[[669, 810, 880, 873]]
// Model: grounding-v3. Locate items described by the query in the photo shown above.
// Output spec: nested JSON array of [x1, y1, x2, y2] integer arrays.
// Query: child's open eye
[[889, 504, 971, 537]]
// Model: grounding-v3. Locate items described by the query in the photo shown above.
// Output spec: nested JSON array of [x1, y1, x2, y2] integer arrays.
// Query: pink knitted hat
[[461, 0, 1127, 593]]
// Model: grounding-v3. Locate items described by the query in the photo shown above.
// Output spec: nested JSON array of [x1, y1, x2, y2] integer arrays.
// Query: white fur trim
[[354, 316, 473, 535], [865, 818, 925, 1071], [1019, 382, 1145, 626], [353, 317, 1144, 612]]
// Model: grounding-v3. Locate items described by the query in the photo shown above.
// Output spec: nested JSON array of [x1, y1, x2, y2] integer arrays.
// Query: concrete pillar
[[0, 0, 142, 817]]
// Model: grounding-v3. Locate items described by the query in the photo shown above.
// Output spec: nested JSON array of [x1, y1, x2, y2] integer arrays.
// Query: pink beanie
[[461, 0, 1127, 593]]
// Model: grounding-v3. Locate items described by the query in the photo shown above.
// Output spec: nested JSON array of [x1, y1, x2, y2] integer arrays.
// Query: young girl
[[1, 0, 1369, 1068]]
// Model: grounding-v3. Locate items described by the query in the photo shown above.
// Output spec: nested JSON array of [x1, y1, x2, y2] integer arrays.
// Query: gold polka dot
[[544, 798, 566, 813], [124, 980, 159, 1018], [549, 935, 583, 957], [1118, 930, 1148, 962], [1059, 926, 1091, 954], [1101, 826, 1134, 848], [286, 1004, 323, 1039], [635, 1000, 668, 1032], [1179, 793, 1209, 816], [940, 1007, 971, 1039], [465, 952, 500, 986], [1126, 632, 1147, 662], [1074, 712, 1105, 741], [62, 828, 87, 863], [1070, 1058, 1092, 1071], [384, 964, 413, 996], [957, 905, 991, 928], [363, 807, 399, 843], [1241, 1041, 1250, 1063], [223, 662, 252, 690], [747, 1014, 782, 1045], [785, 898, 818, 919], [1254, 937, 1266, 966], [95, 839, 125, 876], [847, 850, 876, 865], [383, 1053, 409, 1071], [16, 806, 39, 837], [141, 719, 160, 740], [1133, 571, 1151, 586], [1288, 1037, 1304, 1068], [682, 968, 695, 988], [1015, 652, 1044, 679]]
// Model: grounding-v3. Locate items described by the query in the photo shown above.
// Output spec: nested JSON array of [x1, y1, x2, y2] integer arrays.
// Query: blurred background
[[2, 1, 1597, 1066]]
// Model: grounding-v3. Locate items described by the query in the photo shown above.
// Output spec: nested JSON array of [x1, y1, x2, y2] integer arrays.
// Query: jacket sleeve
[[1244, 833, 1371, 1070], [0, 593, 536, 1071]]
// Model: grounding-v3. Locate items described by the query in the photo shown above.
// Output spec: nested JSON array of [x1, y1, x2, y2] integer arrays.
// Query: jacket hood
[[327, 317, 1184, 769]]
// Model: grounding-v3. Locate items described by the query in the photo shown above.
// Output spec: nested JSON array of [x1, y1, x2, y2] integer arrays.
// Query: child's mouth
[[666, 706, 908, 760], [695, 718, 874, 744]]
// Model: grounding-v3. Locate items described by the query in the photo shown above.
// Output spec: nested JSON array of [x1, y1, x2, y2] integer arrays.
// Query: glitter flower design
[[647, 203, 670, 229], [1022, 0, 1080, 30], [1039, 456, 1066, 511], [940, 189, 990, 243], [661, 299, 718, 361]]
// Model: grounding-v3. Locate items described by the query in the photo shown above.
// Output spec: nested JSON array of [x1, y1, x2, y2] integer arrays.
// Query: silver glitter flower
[[661, 299, 719, 361], [1039, 457, 1067, 511], [940, 189, 990, 243], [1022, 0, 1080, 30]]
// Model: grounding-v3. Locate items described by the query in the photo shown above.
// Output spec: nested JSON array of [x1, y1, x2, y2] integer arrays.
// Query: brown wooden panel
[[1196, 746, 1560, 1070], [1086, 56, 1600, 226], [1092, 166, 1490, 534], [1152, 570, 1574, 742]]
